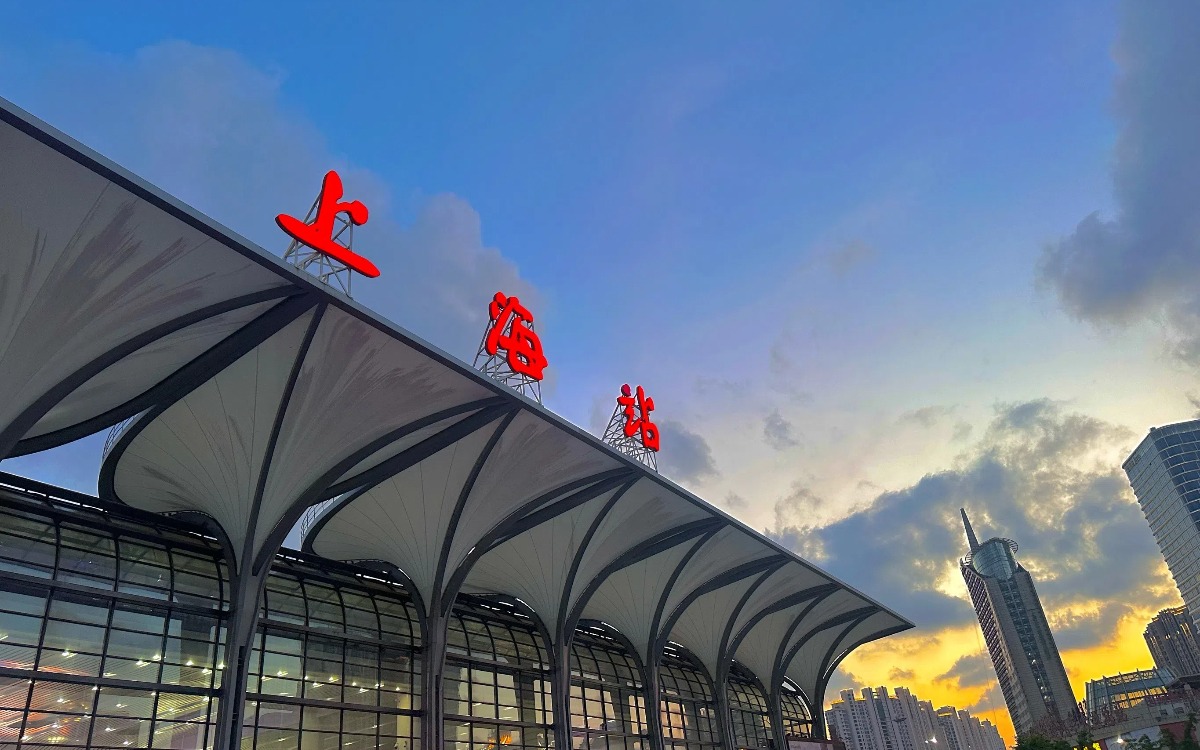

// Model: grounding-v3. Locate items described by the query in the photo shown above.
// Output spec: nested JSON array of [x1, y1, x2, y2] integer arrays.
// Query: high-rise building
[[959, 509, 1078, 736], [1145, 606, 1200, 678], [825, 689, 1004, 750], [935, 706, 1007, 750], [825, 687, 947, 750], [826, 688, 889, 750], [1125, 422, 1200, 634]]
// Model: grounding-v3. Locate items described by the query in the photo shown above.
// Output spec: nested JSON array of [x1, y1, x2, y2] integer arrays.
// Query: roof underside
[[0, 97, 913, 710]]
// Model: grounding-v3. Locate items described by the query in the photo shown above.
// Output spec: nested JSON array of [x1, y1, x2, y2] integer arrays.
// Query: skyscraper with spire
[[958, 509, 1077, 736]]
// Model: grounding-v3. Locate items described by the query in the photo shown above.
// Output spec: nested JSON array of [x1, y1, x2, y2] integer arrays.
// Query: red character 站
[[617, 384, 660, 452]]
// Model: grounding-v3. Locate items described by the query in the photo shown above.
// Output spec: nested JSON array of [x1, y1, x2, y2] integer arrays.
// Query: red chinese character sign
[[473, 291, 547, 402], [602, 384, 660, 470], [278, 170, 377, 296]]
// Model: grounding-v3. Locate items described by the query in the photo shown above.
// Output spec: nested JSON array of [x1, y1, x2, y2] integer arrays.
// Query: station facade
[[0, 96, 910, 750]]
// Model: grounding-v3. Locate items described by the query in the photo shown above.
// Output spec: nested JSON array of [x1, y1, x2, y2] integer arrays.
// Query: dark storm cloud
[[1050, 601, 1139, 651], [657, 419, 719, 485], [769, 399, 1173, 644], [1038, 2, 1200, 360], [936, 654, 994, 690], [763, 409, 800, 450]]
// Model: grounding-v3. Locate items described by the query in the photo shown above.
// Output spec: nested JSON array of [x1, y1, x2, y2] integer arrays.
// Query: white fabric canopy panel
[[27, 299, 283, 440], [667, 572, 775, 678], [441, 409, 624, 581], [326, 407, 491, 490], [104, 302, 499, 572], [460, 484, 633, 630], [783, 608, 906, 715], [306, 413, 511, 602], [656, 526, 780, 638], [461, 475, 736, 639], [563, 477, 712, 620], [0, 107, 298, 457], [308, 408, 628, 617], [581, 540, 700, 660], [734, 588, 866, 690], [727, 562, 838, 646], [580, 525, 781, 661]]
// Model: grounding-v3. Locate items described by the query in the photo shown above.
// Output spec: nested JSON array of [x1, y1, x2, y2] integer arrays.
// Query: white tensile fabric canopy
[[0, 96, 912, 723]]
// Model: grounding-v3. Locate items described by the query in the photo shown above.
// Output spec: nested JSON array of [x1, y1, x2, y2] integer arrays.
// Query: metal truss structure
[[282, 190, 359, 297], [472, 319, 544, 403], [602, 401, 658, 470]]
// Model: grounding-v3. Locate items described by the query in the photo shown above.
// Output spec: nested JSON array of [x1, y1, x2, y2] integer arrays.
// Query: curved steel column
[[551, 632, 574, 750], [212, 561, 272, 750], [420, 603, 449, 750]]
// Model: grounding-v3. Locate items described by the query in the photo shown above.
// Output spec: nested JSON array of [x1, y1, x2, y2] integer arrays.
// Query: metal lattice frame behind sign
[[602, 403, 657, 470], [282, 192, 358, 298], [473, 320, 543, 403]]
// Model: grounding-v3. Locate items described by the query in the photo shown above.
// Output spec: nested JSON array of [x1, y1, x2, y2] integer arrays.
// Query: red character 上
[[276, 170, 380, 278], [485, 292, 548, 380], [618, 384, 660, 452]]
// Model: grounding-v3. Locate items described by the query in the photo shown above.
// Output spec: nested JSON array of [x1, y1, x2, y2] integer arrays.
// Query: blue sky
[[3, 1, 1200, 736]]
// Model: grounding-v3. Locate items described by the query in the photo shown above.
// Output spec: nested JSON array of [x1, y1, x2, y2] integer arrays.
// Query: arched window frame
[[443, 596, 554, 750], [246, 552, 423, 750], [778, 680, 812, 739], [658, 644, 720, 750], [726, 662, 771, 750], [570, 622, 649, 750]]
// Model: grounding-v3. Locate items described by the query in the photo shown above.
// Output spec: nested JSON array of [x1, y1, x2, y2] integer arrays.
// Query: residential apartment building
[[935, 706, 1006, 750], [1145, 606, 1200, 677], [825, 687, 947, 750]]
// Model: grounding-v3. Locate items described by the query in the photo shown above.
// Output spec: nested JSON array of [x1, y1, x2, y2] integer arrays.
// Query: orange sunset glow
[[832, 561, 1183, 747]]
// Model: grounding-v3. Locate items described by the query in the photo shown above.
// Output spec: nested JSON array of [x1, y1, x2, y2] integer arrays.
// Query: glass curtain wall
[[658, 645, 718, 750], [726, 664, 771, 750], [0, 476, 827, 750], [777, 682, 811, 739], [243, 555, 422, 750], [443, 599, 553, 750], [569, 625, 647, 750], [0, 482, 228, 749]]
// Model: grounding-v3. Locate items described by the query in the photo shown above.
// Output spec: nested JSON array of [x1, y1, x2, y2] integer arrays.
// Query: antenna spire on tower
[[960, 508, 980, 551]]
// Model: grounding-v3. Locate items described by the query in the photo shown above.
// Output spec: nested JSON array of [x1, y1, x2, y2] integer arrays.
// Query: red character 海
[[485, 292, 548, 380]]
